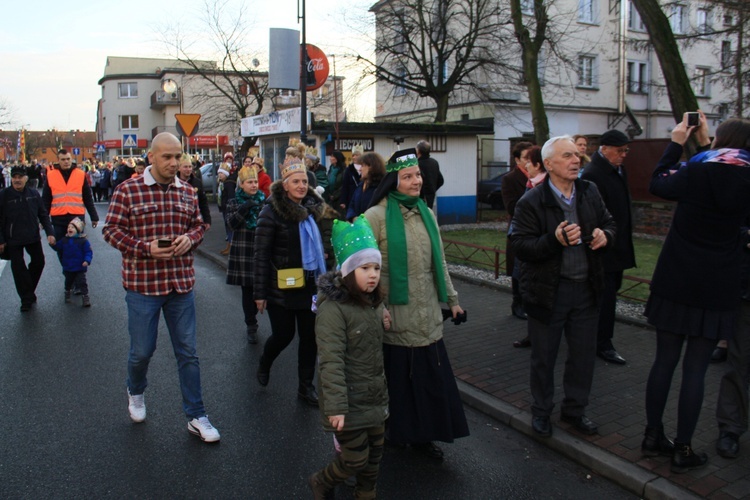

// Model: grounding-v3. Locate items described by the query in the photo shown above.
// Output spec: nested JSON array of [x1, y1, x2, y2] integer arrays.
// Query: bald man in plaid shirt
[[103, 132, 220, 443]]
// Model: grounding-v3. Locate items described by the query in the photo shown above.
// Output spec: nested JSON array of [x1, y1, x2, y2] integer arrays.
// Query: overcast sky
[[1, 0, 374, 132]]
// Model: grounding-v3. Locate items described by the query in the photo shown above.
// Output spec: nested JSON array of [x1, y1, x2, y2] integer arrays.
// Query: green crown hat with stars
[[385, 148, 418, 173], [331, 217, 381, 276]]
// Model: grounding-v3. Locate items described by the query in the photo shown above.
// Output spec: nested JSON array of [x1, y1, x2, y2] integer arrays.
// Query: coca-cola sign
[[304, 44, 330, 92]]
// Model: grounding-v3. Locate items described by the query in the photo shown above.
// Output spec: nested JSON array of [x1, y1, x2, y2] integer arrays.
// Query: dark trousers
[[241, 286, 259, 327], [528, 280, 598, 418], [316, 425, 385, 499], [52, 223, 69, 265], [64, 271, 88, 295], [7, 241, 45, 305], [645, 329, 715, 443], [717, 302, 750, 435], [597, 271, 623, 351], [263, 305, 317, 385]]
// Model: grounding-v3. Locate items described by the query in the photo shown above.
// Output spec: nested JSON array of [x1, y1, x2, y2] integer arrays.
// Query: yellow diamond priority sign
[[175, 114, 201, 137]]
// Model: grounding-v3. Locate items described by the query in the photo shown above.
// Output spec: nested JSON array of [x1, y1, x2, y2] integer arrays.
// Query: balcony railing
[[151, 90, 181, 109]]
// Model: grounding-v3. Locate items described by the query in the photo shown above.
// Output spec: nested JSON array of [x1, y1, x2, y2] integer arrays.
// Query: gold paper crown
[[281, 159, 307, 180]]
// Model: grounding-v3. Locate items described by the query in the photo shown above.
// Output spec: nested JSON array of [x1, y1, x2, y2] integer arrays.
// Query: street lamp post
[[161, 78, 186, 151], [298, 0, 308, 145]]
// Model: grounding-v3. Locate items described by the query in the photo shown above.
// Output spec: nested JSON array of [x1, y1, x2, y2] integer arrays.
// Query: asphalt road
[[0, 214, 635, 499]]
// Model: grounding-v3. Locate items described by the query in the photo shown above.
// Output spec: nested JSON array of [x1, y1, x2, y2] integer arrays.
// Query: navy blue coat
[[648, 142, 750, 311], [53, 236, 93, 272]]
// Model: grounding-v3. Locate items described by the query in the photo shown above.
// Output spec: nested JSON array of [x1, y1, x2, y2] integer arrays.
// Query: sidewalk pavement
[[197, 203, 748, 500]]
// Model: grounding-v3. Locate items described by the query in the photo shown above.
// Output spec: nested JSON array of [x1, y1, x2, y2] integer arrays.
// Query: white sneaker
[[127, 390, 146, 423], [188, 416, 220, 443]]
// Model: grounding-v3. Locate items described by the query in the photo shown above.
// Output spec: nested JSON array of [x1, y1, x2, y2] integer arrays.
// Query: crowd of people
[[2, 116, 750, 496]]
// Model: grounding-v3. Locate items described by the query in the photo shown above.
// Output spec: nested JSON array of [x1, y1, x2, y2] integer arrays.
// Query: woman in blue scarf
[[643, 113, 750, 473], [253, 159, 336, 406]]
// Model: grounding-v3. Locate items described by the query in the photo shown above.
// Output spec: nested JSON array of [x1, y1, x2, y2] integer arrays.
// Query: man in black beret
[[581, 129, 636, 365], [0, 166, 56, 311]]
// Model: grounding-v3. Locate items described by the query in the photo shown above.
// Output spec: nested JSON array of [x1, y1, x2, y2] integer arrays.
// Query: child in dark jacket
[[309, 217, 389, 500], [53, 217, 93, 307]]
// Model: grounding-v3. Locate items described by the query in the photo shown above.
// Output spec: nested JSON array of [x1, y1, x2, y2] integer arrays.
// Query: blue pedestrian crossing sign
[[123, 134, 137, 148], [96, 144, 106, 154], [73, 147, 81, 155]]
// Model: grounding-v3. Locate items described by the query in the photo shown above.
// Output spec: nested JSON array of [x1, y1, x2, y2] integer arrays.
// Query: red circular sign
[[304, 44, 330, 92]]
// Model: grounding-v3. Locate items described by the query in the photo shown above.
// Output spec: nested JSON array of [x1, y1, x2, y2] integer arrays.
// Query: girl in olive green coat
[[309, 218, 389, 500]]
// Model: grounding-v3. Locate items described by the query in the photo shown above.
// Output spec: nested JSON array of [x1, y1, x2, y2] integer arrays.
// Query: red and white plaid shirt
[[102, 167, 206, 295]]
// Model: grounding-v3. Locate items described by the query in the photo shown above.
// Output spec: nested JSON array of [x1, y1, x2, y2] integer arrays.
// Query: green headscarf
[[386, 190, 447, 305]]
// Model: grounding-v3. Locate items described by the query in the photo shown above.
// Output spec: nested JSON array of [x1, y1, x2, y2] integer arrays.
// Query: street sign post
[[175, 114, 201, 154], [123, 134, 137, 156]]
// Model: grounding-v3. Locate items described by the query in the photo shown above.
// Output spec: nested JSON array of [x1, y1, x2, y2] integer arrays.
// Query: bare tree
[[160, 0, 270, 156], [630, 0, 701, 153], [0, 97, 15, 128], [509, 0, 550, 145], [361, 0, 513, 123]]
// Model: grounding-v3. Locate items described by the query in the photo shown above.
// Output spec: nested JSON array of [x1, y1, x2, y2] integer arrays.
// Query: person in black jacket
[[416, 140, 444, 209], [178, 154, 211, 229], [338, 145, 363, 214], [253, 160, 336, 406], [511, 135, 616, 439], [217, 162, 236, 255], [0, 167, 56, 311], [581, 130, 636, 365], [502, 141, 533, 326]]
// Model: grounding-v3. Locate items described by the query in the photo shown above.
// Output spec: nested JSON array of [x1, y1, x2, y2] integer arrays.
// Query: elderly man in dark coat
[[0, 167, 56, 311], [581, 129, 636, 365], [512, 135, 616, 438]]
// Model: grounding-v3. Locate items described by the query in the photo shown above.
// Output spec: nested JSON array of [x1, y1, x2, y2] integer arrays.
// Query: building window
[[118, 82, 138, 99], [578, 0, 596, 24], [279, 89, 296, 97], [577, 55, 598, 89], [696, 8, 710, 34], [722, 41, 733, 70], [433, 59, 450, 86], [627, 61, 649, 94], [693, 67, 711, 97], [394, 66, 408, 96], [120, 115, 139, 130], [628, 0, 645, 31], [393, 9, 406, 54], [723, 14, 734, 26], [670, 4, 686, 34], [520, 0, 534, 15]]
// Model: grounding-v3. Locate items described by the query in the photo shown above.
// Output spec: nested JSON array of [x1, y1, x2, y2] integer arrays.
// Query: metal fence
[[443, 238, 651, 302]]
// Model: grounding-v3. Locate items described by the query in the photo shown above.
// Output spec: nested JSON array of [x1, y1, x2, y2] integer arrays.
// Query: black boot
[[641, 425, 675, 457], [246, 324, 258, 344], [298, 382, 319, 407], [257, 356, 270, 386], [671, 442, 708, 473]]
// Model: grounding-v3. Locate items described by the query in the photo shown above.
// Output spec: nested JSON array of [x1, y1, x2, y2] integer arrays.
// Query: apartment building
[[96, 56, 344, 159], [371, 0, 739, 148]]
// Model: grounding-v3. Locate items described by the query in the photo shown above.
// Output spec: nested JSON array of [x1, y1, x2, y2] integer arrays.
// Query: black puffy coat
[[253, 181, 336, 309], [510, 176, 616, 323]]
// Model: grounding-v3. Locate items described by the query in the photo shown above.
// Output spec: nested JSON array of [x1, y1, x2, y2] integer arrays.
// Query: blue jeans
[[125, 290, 205, 419]]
